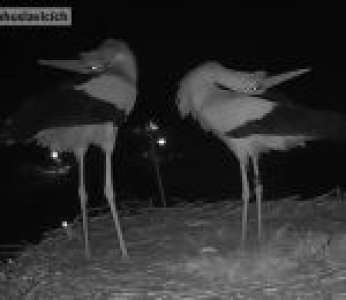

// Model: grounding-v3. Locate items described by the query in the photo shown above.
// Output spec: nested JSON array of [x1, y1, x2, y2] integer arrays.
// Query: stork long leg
[[104, 148, 129, 259], [239, 157, 250, 246], [76, 149, 90, 259], [251, 155, 263, 240]]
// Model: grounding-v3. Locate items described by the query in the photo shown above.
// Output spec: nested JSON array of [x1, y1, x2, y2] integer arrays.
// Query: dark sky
[[2, 3, 346, 249], [0, 2, 346, 224], [1, 3, 344, 172], [0, 3, 343, 152], [1, 3, 343, 119], [1, 2, 344, 152]]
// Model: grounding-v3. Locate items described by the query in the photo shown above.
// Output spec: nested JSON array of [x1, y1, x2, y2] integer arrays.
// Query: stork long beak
[[262, 68, 311, 89], [37, 59, 91, 74]]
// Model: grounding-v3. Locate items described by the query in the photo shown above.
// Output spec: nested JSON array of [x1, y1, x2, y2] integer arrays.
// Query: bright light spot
[[149, 121, 159, 131], [157, 137, 166, 146], [61, 221, 68, 228], [51, 151, 59, 159]]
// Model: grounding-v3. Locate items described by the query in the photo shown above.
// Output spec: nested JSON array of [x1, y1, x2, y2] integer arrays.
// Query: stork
[[0, 39, 137, 259], [175, 61, 343, 245]]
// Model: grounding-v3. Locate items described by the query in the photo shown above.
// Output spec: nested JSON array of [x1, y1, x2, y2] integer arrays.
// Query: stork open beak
[[262, 68, 311, 89], [37, 59, 92, 74]]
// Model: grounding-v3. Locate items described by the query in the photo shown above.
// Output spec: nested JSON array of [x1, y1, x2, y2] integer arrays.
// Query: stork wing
[[38, 59, 91, 74]]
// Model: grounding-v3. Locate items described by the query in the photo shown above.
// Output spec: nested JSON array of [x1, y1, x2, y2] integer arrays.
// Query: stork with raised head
[[0, 39, 137, 259], [175, 61, 343, 245]]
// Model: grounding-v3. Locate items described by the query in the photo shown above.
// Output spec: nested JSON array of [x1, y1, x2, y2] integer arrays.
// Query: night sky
[[0, 3, 345, 248], [0, 3, 343, 113]]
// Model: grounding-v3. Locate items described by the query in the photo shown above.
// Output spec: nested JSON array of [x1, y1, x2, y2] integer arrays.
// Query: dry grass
[[2, 190, 346, 298]]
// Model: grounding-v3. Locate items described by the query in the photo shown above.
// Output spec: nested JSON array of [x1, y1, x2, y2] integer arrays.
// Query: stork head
[[176, 61, 311, 120], [38, 39, 137, 82], [80, 39, 137, 82], [215, 66, 311, 96], [176, 62, 265, 119], [209, 63, 310, 95]]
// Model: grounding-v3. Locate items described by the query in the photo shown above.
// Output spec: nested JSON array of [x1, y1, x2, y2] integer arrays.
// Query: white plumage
[[199, 93, 277, 133], [2, 39, 137, 259], [74, 73, 136, 115], [176, 61, 312, 244]]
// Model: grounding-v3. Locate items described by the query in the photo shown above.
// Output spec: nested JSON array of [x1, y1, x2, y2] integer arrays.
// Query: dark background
[[0, 2, 345, 255]]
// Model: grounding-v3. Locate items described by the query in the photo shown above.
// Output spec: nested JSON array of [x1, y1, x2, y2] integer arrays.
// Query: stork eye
[[89, 64, 107, 72]]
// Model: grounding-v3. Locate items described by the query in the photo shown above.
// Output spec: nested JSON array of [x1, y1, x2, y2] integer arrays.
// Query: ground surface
[[2, 190, 346, 299]]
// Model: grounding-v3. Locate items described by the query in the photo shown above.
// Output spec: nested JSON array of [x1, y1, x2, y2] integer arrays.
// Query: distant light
[[157, 137, 166, 146], [61, 220, 74, 240], [51, 151, 59, 159], [149, 121, 159, 131]]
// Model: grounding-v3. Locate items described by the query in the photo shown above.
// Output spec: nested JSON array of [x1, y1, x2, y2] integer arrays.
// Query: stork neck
[[106, 65, 137, 86]]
